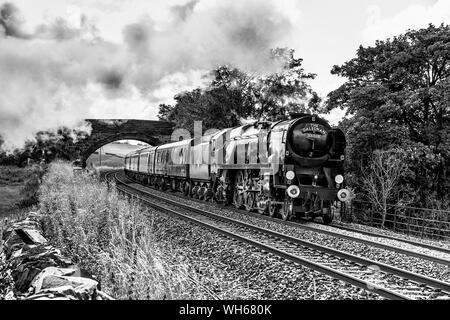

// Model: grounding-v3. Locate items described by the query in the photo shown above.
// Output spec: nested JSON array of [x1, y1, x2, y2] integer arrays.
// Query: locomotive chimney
[[289, 112, 311, 119]]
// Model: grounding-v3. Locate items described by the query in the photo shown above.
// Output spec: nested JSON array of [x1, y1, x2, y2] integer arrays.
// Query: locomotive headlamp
[[287, 185, 300, 198], [285, 171, 295, 180], [337, 189, 350, 202], [335, 175, 344, 184]]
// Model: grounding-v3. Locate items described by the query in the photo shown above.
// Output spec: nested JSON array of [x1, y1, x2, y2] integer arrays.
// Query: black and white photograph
[[0, 0, 449, 310]]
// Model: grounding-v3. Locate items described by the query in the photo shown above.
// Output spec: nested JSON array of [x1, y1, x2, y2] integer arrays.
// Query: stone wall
[[0, 212, 113, 300]]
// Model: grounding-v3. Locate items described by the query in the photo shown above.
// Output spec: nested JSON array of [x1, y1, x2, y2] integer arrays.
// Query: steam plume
[[0, 0, 301, 149]]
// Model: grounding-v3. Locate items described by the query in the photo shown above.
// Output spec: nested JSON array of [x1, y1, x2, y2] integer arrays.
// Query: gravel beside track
[[155, 212, 381, 300], [326, 223, 450, 253], [306, 222, 450, 259]]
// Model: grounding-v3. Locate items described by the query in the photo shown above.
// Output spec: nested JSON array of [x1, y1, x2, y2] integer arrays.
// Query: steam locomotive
[[124, 113, 349, 223]]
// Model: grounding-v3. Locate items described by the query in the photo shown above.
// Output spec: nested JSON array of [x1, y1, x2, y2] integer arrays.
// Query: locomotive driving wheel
[[160, 178, 167, 191], [268, 201, 279, 218], [280, 197, 294, 221], [183, 181, 189, 196], [256, 196, 269, 215], [233, 170, 245, 209], [214, 185, 226, 206], [170, 179, 177, 192], [322, 201, 334, 225], [244, 191, 256, 212]]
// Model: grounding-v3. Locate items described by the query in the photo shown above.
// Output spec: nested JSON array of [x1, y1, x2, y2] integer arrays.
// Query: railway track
[[107, 171, 450, 300], [114, 171, 450, 264], [328, 223, 450, 255]]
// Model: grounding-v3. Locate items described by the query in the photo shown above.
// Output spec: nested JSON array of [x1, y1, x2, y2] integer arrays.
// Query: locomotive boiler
[[124, 113, 349, 224]]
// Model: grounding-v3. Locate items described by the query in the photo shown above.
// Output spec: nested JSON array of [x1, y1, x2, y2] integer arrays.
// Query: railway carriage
[[124, 113, 349, 224], [154, 140, 190, 191]]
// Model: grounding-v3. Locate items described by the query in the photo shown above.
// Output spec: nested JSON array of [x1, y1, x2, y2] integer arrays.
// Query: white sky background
[[1, 0, 449, 148]]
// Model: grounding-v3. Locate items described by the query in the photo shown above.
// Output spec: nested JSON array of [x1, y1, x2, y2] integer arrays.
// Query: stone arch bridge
[[72, 119, 173, 167]]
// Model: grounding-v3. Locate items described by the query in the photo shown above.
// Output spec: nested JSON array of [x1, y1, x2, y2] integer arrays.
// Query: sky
[[0, 0, 449, 148]]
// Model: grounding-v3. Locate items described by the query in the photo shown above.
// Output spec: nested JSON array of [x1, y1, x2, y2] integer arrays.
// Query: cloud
[[170, 0, 199, 21], [0, 0, 302, 149], [0, 2, 27, 38], [122, 0, 299, 90], [362, 0, 450, 45]]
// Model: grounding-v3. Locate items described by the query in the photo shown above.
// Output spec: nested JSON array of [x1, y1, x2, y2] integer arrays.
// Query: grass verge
[[0, 165, 44, 217], [39, 161, 206, 299]]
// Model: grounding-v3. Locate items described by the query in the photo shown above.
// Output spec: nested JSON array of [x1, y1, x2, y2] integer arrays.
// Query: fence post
[[407, 208, 411, 235], [370, 203, 374, 227], [393, 206, 397, 231], [420, 208, 425, 238]]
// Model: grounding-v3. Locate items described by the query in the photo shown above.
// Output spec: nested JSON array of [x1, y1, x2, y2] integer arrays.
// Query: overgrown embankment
[[37, 161, 205, 299]]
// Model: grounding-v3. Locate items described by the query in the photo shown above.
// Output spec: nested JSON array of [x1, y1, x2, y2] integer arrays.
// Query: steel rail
[[120, 173, 450, 264], [328, 224, 450, 255], [289, 222, 450, 266]]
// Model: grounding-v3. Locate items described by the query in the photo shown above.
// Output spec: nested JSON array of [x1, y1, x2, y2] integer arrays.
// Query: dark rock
[[9, 245, 73, 292], [26, 292, 74, 300], [69, 265, 101, 290], [31, 267, 77, 290], [3, 228, 26, 259], [31, 266, 99, 300], [14, 229, 47, 245], [12, 266, 43, 292], [2, 212, 108, 300]]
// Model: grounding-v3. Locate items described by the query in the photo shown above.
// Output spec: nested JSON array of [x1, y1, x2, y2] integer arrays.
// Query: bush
[[39, 161, 204, 299], [18, 164, 46, 208]]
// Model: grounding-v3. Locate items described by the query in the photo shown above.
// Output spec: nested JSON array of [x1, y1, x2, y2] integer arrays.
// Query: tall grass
[[39, 161, 205, 299]]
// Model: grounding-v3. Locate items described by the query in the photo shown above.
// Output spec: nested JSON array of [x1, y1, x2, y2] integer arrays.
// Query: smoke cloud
[[0, 0, 301, 149]]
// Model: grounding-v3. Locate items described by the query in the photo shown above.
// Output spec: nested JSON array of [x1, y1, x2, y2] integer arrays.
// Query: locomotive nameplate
[[301, 124, 327, 135], [301, 124, 327, 139]]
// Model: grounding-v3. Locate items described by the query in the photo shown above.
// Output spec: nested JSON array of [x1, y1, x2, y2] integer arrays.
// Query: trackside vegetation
[[38, 161, 206, 299]]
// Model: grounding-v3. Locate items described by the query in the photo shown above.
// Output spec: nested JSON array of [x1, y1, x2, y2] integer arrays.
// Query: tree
[[251, 48, 322, 121], [362, 150, 408, 227], [158, 66, 254, 132], [159, 48, 321, 131], [327, 24, 450, 207], [1, 127, 91, 166]]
